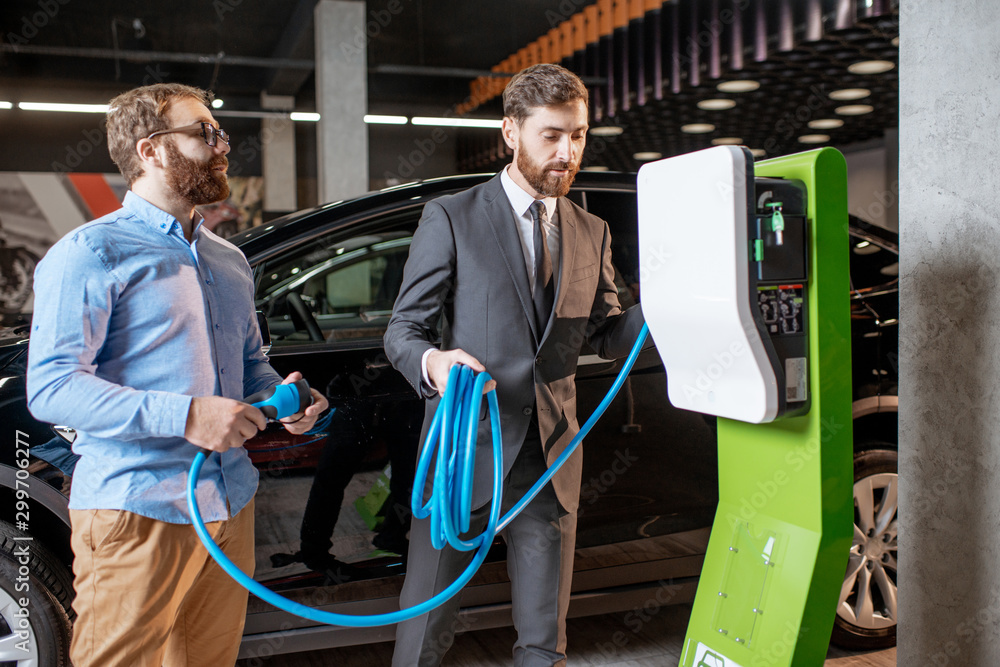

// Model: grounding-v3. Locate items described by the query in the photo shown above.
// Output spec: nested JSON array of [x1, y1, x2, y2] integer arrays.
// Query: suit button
[[522, 407, 533, 416], [535, 357, 543, 365]]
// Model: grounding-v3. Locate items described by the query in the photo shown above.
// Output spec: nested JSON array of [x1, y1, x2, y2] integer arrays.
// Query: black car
[[0, 171, 898, 664]]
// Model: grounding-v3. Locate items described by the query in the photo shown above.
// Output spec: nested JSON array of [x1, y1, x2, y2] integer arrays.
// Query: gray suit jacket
[[384, 173, 645, 513]]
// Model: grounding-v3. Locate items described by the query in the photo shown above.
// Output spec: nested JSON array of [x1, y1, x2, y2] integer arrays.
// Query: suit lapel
[[483, 175, 540, 342], [552, 197, 578, 319]]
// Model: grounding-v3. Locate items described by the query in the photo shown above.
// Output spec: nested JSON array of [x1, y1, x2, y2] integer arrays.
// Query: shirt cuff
[[155, 391, 194, 439], [420, 348, 436, 393]]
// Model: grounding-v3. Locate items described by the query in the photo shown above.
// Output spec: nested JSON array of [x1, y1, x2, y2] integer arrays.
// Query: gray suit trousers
[[391, 434, 578, 667]]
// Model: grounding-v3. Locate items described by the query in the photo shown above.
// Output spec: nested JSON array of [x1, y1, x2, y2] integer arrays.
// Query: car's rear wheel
[[0, 520, 73, 665], [831, 447, 898, 649]]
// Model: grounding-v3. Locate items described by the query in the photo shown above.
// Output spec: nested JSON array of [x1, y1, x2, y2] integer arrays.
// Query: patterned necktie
[[530, 200, 555, 335]]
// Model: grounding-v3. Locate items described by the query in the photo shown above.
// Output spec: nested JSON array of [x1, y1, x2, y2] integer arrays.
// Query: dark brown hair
[[502, 64, 589, 126], [106, 83, 213, 186]]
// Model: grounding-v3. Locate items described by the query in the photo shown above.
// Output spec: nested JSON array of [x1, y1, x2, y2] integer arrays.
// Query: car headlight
[[51, 425, 77, 445]]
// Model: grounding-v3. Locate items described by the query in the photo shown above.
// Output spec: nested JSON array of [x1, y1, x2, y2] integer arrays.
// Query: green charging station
[[637, 147, 853, 667]]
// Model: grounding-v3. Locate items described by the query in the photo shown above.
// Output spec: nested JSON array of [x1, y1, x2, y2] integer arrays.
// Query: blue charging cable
[[187, 323, 649, 627]]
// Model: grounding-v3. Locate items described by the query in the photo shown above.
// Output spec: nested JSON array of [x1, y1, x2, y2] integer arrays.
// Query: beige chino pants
[[69, 499, 255, 667]]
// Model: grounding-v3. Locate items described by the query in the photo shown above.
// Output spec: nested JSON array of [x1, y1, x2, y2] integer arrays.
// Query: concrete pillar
[[261, 93, 297, 217], [899, 3, 1000, 665], [314, 0, 368, 203]]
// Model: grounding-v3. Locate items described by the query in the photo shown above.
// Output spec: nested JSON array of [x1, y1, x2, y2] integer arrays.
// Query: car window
[[578, 189, 639, 309], [255, 212, 419, 346], [849, 228, 899, 293]]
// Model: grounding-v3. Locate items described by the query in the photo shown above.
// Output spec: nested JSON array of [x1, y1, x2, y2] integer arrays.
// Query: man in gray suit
[[384, 63, 646, 666]]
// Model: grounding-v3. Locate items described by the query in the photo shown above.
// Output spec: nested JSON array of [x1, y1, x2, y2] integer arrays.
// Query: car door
[[245, 207, 425, 596], [569, 187, 719, 547]]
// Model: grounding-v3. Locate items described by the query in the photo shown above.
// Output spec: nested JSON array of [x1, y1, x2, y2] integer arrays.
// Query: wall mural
[[0, 172, 264, 325]]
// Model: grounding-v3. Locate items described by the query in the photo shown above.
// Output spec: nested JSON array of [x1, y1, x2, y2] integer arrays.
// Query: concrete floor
[[236, 603, 895, 666]]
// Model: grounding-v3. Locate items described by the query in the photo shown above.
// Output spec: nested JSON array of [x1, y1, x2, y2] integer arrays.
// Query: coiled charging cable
[[187, 324, 649, 626]]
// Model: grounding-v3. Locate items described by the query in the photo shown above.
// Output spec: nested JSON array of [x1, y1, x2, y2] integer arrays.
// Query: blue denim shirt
[[27, 191, 281, 523]]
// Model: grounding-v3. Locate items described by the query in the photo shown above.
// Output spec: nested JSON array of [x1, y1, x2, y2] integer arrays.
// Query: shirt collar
[[500, 165, 556, 221], [122, 191, 204, 238]]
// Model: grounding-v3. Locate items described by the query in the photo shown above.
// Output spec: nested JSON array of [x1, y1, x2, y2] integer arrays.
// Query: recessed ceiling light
[[848, 60, 895, 75], [633, 151, 663, 161], [0, 102, 12, 110], [717, 80, 760, 93], [583, 165, 610, 171], [711, 137, 743, 145], [681, 123, 715, 134], [750, 148, 767, 158], [880, 262, 899, 276], [853, 241, 882, 255], [808, 118, 844, 130], [697, 99, 736, 111], [835, 104, 875, 116], [290, 112, 321, 121], [211, 99, 224, 109], [829, 88, 871, 101], [590, 125, 624, 136], [891, 36, 900, 47], [798, 134, 830, 144]]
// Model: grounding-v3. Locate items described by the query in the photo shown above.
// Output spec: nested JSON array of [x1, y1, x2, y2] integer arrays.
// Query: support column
[[314, 0, 368, 203], [900, 2, 1000, 665], [261, 92, 297, 219]]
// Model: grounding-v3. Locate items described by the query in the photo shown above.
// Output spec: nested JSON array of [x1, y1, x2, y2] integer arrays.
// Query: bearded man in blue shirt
[[26, 83, 328, 666]]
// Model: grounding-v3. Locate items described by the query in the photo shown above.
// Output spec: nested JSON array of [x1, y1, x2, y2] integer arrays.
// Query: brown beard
[[163, 140, 230, 206], [516, 138, 580, 198]]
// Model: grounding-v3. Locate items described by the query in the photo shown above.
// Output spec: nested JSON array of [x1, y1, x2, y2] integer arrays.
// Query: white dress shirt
[[499, 164, 561, 294]]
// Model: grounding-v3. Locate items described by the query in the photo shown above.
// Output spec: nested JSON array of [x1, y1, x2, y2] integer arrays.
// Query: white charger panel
[[637, 146, 779, 423]]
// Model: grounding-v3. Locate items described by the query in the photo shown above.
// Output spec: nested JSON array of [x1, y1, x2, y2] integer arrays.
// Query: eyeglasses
[[146, 122, 230, 147]]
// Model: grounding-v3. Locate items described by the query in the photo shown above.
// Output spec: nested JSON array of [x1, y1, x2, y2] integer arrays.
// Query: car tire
[[0, 520, 73, 665], [831, 446, 898, 650]]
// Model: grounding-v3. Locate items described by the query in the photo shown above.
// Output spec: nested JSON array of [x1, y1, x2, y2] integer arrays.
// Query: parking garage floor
[[236, 603, 895, 666]]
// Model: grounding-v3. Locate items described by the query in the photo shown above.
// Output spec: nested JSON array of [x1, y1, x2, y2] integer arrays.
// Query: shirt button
[[205, 279, 213, 285], [216, 324, 221, 330], [522, 407, 533, 416], [221, 368, 226, 374]]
